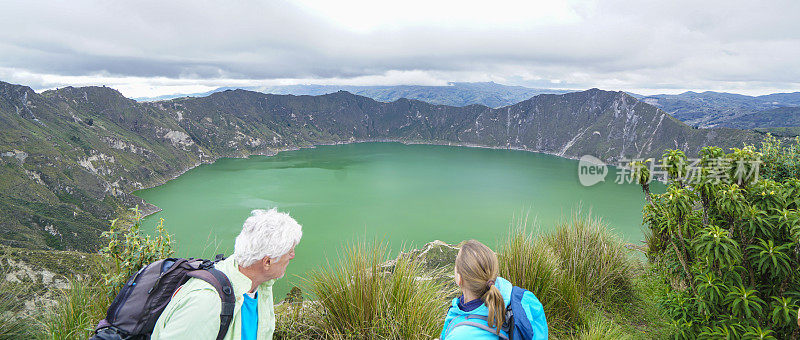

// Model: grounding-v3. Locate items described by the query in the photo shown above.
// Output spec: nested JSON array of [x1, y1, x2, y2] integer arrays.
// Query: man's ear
[[263, 256, 272, 267]]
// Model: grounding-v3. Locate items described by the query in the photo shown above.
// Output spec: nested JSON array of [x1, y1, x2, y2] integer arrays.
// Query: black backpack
[[90, 255, 235, 340]]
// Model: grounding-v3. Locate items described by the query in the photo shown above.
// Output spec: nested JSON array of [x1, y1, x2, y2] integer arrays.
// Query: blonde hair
[[455, 240, 505, 333]]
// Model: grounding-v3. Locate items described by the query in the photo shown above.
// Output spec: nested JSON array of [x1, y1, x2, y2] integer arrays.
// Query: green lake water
[[134, 142, 662, 298]]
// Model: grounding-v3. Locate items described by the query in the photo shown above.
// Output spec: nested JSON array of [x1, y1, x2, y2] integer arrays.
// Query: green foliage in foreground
[[24, 209, 670, 339], [32, 207, 175, 339], [278, 242, 455, 339], [498, 213, 670, 339], [635, 140, 800, 339], [277, 213, 670, 339], [39, 277, 112, 340], [760, 134, 800, 182], [0, 280, 34, 339]]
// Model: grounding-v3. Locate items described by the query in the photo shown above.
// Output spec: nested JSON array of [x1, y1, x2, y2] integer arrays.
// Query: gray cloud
[[1, 0, 799, 96]]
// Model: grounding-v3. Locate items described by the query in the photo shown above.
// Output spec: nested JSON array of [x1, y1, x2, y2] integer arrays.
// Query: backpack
[[445, 286, 546, 340], [90, 255, 235, 340]]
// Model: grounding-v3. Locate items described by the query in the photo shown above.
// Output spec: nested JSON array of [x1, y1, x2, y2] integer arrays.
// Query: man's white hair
[[233, 208, 303, 267]]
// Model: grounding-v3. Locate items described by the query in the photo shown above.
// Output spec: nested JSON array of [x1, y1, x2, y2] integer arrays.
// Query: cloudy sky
[[1, 0, 799, 98]]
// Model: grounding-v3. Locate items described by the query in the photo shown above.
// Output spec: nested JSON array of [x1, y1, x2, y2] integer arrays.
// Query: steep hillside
[[0, 81, 762, 251]]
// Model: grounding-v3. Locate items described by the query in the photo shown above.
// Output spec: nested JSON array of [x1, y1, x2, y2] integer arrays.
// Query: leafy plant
[[747, 239, 793, 279], [726, 285, 765, 320], [101, 206, 173, 294], [637, 138, 800, 338], [692, 225, 741, 269], [35, 208, 174, 339]]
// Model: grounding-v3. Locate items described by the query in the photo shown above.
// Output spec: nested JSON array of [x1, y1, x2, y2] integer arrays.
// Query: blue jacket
[[440, 276, 547, 340]]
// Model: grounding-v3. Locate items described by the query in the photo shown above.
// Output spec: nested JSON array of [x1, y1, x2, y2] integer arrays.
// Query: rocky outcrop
[[0, 245, 100, 314], [382, 240, 460, 274]]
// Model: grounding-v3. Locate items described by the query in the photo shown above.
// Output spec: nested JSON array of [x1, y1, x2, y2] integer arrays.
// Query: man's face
[[264, 247, 296, 280]]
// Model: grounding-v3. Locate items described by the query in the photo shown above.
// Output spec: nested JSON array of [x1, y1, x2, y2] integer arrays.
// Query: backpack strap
[[503, 303, 515, 340], [187, 267, 235, 340], [445, 315, 509, 340]]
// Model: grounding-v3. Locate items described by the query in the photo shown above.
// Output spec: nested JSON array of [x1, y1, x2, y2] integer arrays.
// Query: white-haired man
[[152, 208, 303, 340]]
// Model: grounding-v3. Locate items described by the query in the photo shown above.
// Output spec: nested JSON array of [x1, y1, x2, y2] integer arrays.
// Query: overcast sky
[[1, 0, 799, 98]]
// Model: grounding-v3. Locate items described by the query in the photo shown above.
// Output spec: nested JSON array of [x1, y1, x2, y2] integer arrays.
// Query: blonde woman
[[440, 240, 547, 340]]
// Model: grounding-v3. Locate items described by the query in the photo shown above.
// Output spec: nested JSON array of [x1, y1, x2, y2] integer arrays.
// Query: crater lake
[[134, 142, 663, 297]]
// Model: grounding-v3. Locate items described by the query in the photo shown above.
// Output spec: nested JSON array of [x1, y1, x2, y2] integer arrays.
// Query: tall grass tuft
[[0, 280, 33, 339], [39, 278, 112, 339], [544, 211, 635, 305], [303, 241, 453, 339], [498, 211, 639, 336], [497, 222, 583, 333]]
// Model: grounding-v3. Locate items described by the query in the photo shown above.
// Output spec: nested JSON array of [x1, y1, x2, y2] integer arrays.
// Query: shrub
[[635, 143, 800, 338], [760, 134, 800, 182], [101, 207, 173, 295]]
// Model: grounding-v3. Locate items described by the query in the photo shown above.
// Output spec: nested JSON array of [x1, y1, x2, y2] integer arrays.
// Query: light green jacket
[[151, 257, 276, 340]]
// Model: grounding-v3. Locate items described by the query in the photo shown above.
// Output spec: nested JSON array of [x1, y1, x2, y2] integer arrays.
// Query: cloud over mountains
[[1, 0, 799, 97]]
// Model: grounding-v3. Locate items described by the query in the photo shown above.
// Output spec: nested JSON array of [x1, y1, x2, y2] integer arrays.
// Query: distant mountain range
[[0, 80, 762, 251], [137, 83, 800, 130], [135, 82, 572, 108], [636, 91, 800, 128]]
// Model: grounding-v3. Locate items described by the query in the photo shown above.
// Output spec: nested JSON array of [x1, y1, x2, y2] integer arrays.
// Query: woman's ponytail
[[483, 283, 505, 333], [455, 240, 506, 334]]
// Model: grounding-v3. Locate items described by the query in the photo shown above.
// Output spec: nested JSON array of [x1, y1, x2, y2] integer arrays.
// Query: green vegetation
[[755, 127, 800, 138], [21, 208, 174, 339], [760, 134, 800, 182], [273, 212, 670, 339], [5, 208, 671, 339], [40, 278, 111, 339], [100, 207, 173, 293], [0, 279, 34, 339], [276, 242, 455, 339], [497, 213, 670, 339], [635, 140, 800, 338]]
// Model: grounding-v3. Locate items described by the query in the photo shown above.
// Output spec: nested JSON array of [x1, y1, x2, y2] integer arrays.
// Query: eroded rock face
[[0, 245, 100, 315]]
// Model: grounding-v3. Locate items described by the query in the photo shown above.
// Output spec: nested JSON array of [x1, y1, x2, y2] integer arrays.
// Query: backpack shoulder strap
[[187, 267, 235, 340]]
